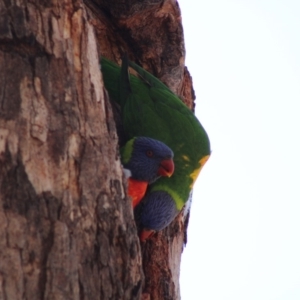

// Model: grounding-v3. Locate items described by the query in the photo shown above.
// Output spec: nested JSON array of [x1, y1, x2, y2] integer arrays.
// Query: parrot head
[[135, 190, 179, 241], [121, 137, 175, 184]]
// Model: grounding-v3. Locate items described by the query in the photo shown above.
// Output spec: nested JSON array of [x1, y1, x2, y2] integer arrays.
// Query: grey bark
[[0, 1, 143, 299]]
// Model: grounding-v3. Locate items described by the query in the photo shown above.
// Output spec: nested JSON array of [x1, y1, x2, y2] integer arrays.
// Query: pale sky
[[179, 1, 300, 299]]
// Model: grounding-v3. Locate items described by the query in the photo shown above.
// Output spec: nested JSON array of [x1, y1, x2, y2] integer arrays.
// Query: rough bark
[[0, 0, 142, 299], [0, 0, 195, 299]]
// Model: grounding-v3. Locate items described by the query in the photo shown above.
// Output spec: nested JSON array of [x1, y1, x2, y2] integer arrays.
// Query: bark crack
[[39, 224, 55, 300], [0, 37, 49, 58]]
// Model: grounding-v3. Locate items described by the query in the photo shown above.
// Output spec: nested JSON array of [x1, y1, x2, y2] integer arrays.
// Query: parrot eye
[[146, 150, 153, 157]]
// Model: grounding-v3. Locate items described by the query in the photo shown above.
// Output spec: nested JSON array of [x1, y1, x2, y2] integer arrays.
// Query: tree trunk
[[0, 0, 195, 299], [0, 0, 143, 299]]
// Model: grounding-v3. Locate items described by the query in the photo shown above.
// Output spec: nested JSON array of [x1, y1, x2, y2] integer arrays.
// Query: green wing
[[101, 57, 210, 210]]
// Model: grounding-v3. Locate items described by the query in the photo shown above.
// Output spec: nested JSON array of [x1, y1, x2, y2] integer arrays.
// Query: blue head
[[121, 137, 174, 183], [136, 191, 179, 231]]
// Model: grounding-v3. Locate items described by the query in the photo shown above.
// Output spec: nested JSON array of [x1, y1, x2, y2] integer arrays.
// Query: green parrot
[[101, 56, 210, 241]]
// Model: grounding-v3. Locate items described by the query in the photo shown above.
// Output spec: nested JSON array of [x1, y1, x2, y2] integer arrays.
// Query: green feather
[[120, 138, 135, 164], [101, 57, 210, 210]]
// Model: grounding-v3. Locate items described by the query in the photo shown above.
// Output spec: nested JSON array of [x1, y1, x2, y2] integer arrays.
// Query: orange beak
[[157, 158, 175, 177], [139, 229, 155, 242]]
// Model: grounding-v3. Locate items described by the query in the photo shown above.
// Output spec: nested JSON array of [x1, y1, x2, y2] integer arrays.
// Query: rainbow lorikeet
[[120, 137, 174, 208], [101, 56, 210, 241]]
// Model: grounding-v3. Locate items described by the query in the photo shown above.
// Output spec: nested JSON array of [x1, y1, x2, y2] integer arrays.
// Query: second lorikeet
[[121, 137, 175, 208], [101, 56, 211, 241]]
